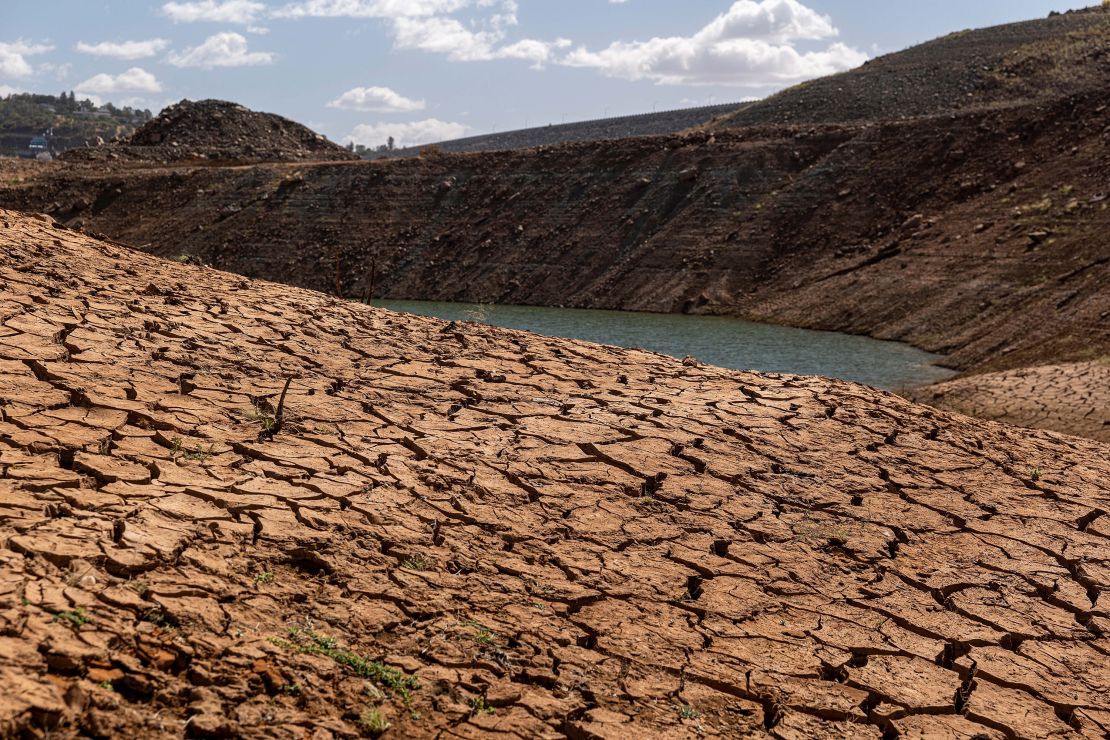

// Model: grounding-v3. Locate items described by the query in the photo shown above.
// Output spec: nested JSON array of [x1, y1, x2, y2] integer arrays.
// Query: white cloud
[[328, 86, 425, 112], [0, 40, 54, 78], [75, 67, 163, 94], [167, 32, 275, 68], [344, 118, 468, 148], [390, 15, 568, 67], [76, 39, 170, 60], [162, 1, 266, 24], [561, 0, 867, 86], [273, 0, 566, 67], [0, 84, 24, 97], [37, 61, 73, 80], [273, 0, 471, 19]]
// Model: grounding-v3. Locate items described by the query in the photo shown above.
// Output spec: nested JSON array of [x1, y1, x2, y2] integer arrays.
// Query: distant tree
[[387, 136, 395, 151]]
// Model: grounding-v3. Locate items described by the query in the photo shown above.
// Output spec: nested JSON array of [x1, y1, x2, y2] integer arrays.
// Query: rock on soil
[[61, 99, 357, 165], [0, 207, 1109, 738]]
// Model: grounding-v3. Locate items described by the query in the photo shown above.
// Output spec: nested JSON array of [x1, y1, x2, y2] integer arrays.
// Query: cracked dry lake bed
[[375, 301, 956, 392], [0, 209, 1108, 738]]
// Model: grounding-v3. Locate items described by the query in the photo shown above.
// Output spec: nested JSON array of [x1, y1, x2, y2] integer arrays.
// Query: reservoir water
[[376, 300, 957, 391]]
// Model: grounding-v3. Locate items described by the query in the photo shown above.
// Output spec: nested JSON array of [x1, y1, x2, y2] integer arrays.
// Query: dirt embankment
[[3, 88, 1108, 379], [909, 361, 1110, 442], [1, 208, 1109, 738]]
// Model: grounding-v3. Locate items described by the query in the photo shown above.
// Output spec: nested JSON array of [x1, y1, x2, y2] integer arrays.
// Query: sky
[[0, 0, 1094, 148]]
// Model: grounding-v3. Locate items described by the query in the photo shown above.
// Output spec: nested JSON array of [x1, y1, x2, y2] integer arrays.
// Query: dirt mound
[[62, 99, 357, 164], [711, 5, 1110, 128], [0, 208, 1108, 738]]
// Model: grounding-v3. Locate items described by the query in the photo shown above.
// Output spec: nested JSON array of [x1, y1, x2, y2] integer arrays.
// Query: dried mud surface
[[1, 208, 1109, 738], [911, 361, 1110, 443]]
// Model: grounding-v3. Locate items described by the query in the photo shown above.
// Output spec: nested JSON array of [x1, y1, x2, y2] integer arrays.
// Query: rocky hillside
[[711, 5, 1110, 127], [4, 85, 1107, 378], [1, 208, 1108, 738], [378, 103, 751, 157], [61, 99, 356, 165]]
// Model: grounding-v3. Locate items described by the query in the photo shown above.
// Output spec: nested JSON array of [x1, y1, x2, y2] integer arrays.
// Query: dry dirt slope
[[0, 208, 1109, 738]]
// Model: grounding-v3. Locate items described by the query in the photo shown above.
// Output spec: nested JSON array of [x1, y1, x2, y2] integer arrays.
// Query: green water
[[376, 300, 956, 391]]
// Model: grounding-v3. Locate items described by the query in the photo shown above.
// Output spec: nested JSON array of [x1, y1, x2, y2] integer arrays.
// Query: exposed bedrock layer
[[3, 89, 1107, 380], [1, 208, 1109, 738]]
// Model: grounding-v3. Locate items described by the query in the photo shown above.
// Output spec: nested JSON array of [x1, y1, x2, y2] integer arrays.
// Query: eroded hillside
[[0, 210, 1109, 738], [711, 6, 1110, 127], [3, 87, 1107, 379]]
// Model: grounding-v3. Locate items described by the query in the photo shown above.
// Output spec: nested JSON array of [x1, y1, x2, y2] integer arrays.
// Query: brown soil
[[1, 208, 1109, 738], [60, 100, 356, 165], [910, 361, 1110, 442]]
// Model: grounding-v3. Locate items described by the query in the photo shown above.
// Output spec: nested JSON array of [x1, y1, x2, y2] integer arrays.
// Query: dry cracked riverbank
[[912, 361, 1110, 444], [0, 208, 1109, 738]]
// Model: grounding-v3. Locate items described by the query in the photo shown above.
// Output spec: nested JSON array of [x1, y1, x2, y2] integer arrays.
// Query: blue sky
[[0, 1, 1091, 147]]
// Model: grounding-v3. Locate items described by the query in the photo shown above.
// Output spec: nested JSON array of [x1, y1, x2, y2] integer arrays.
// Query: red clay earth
[[1, 209, 1109, 738]]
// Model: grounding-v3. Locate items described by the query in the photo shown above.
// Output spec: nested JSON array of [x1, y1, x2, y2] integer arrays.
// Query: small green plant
[[53, 608, 90, 627], [470, 695, 495, 716], [98, 680, 115, 692], [254, 571, 275, 586], [272, 628, 418, 702], [1030, 467, 1041, 482], [247, 404, 276, 432], [679, 705, 701, 720], [184, 443, 215, 462], [461, 620, 499, 647], [169, 436, 184, 457], [401, 556, 427, 571], [358, 707, 391, 736]]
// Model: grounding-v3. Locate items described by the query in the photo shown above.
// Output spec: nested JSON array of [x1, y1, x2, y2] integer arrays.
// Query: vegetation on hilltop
[[0, 92, 152, 155]]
